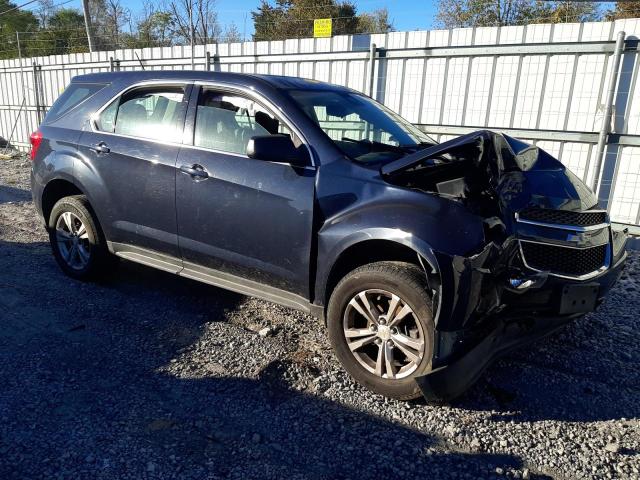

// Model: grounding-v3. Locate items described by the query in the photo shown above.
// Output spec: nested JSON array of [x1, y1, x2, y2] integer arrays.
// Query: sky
[[29, 0, 442, 37]]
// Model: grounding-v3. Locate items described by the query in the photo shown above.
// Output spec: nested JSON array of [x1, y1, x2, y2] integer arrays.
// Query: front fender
[[313, 159, 491, 328], [314, 196, 488, 320]]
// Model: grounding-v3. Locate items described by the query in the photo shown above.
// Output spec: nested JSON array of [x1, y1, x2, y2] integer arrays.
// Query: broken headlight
[[611, 227, 628, 262]]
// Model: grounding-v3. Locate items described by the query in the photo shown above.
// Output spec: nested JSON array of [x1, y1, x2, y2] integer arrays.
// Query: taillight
[[29, 130, 43, 161]]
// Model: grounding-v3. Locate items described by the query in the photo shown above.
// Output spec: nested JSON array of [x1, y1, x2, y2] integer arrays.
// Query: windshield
[[287, 89, 436, 163]]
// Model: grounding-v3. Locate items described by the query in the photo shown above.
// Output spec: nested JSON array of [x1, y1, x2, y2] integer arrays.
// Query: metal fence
[[1, 19, 639, 228]]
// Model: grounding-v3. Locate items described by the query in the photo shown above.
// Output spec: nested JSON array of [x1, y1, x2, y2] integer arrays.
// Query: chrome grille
[[518, 208, 606, 227], [520, 241, 607, 278]]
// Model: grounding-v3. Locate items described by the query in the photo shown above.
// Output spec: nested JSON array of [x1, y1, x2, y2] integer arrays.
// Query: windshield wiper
[[341, 137, 407, 153], [399, 141, 435, 151]]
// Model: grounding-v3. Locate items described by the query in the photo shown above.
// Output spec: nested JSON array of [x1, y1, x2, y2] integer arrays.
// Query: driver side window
[[194, 90, 292, 155]]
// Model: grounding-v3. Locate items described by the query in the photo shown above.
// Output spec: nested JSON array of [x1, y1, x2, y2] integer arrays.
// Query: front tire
[[48, 195, 110, 280], [327, 261, 434, 400]]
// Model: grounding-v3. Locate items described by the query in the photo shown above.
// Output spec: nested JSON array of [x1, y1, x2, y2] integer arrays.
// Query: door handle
[[91, 142, 110, 154], [180, 164, 209, 179]]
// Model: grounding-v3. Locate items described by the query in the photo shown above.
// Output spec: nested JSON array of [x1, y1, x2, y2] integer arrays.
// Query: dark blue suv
[[30, 71, 627, 402]]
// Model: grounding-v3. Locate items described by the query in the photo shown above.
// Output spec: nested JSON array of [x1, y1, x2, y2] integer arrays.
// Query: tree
[[35, 8, 87, 54], [0, 0, 39, 59], [166, 0, 221, 46], [435, 0, 602, 28], [537, 1, 600, 23], [606, 1, 640, 20], [356, 8, 394, 34], [435, 0, 540, 28], [222, 22, 243, 42], [137, 1, 175, 48], [0, 0, 39, 36], [252, 0, 365, 41], [104, 0, 130, 47], [36, 0, 55, 27]]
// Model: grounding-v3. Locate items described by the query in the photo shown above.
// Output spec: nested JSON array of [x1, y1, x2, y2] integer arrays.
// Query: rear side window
[[96, 86, 186, 143], [45, 83, 106, 122]]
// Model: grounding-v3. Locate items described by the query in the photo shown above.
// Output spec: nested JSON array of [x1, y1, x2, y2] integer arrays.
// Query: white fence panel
[[0, 20, 639, 226]]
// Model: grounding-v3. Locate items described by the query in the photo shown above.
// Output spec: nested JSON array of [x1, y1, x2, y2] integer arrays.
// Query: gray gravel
[[1, 153, 639, 480]]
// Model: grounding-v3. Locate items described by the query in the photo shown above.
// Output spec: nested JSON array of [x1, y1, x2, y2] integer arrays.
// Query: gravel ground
[[1, 153, 639, 480]]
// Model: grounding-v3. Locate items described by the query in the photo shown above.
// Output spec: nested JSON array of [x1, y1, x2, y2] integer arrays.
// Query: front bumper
[[416, 241, 627, 403], [416, 313, 577, 402]]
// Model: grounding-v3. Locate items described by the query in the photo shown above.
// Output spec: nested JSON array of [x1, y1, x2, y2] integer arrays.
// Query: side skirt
[[108, 241, 321, 317]]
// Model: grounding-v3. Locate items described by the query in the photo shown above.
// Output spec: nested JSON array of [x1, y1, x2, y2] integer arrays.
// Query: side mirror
[[247, 134, 310, 167]]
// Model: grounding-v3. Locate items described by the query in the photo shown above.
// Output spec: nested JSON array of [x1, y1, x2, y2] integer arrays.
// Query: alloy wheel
[[55, 211, 91, 270], [342, 289, 426, 379]]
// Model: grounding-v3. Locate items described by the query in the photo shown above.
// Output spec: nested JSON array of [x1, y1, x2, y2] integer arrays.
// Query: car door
[[77, 83, 191, 261], [175, 86, 316, 298]]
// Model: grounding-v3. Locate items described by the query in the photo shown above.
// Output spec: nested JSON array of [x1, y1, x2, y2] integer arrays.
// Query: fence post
[[205, 51, 211, 71], [593, 31, 625, 196], [366, 42, 377, 98], [32, 62, 44, 125], [15, 32, 30, 143], [109, 57, 121, 72]]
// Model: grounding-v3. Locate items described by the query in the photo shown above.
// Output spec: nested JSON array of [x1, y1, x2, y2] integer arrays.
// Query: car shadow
[[450, 290, 640, 423], [0, 237, 637, 478], [0, 239, 529, 479], [0, 184, 31, 204]]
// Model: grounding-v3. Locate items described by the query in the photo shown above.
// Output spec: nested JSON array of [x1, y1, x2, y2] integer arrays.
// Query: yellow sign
[[314, 18, 332, 38]]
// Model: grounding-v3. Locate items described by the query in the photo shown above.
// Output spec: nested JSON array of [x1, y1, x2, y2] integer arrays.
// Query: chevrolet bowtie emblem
[[567, 232, 587, 243]]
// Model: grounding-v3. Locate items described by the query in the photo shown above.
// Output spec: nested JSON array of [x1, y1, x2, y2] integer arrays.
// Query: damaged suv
[[31, 71, 628, 401]]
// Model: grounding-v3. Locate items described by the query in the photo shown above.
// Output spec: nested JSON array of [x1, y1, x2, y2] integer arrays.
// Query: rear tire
[[327, 261, 434, 400], [48, 195, 110, 280]]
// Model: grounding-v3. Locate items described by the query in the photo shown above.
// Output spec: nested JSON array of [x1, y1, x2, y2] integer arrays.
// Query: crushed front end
[[382, 131, 629, 402]]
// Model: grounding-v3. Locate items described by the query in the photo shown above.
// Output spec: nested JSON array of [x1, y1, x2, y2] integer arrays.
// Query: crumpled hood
[[381, 130, 598, 215]]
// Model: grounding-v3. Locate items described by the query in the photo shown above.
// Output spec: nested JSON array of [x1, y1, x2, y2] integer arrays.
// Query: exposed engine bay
[[380, 130, 598, 219]]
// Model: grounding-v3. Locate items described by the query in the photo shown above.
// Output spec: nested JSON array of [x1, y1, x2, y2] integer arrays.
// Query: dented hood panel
[[380, 130, 598, 212]]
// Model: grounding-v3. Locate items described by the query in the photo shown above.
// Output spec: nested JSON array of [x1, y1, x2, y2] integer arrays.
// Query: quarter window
[[96, 86, 185, 142], [194, 90, 291, 155], [45, 83, 106, 122]]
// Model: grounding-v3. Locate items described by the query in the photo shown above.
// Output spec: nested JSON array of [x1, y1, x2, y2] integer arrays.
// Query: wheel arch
[[318, 234, 441, 320], [41, 178, 85, 225]]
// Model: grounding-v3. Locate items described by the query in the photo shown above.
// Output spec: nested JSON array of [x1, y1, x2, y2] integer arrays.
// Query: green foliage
[[605, 1, 640, 21], [356, 8, 394, 34], [30, 9, 87, 55], [536, 1, 601, 24], [0, 0, 39, 58], [435, 0, 602, 28], [0, 0, 39, 33], [135, 11, 175, 48], [252, 0, 393, 41]]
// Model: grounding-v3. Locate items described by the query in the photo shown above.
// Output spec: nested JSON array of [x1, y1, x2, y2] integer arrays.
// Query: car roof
[[71, 70, 353, 93]]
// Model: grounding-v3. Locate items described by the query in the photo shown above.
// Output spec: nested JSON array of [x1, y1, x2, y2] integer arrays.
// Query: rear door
[[77, 83, 191, 260], [175, 85, 316, 297]]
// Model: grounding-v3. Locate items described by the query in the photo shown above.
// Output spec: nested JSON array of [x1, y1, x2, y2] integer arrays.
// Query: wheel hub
[[377, 324, 391, 341]]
